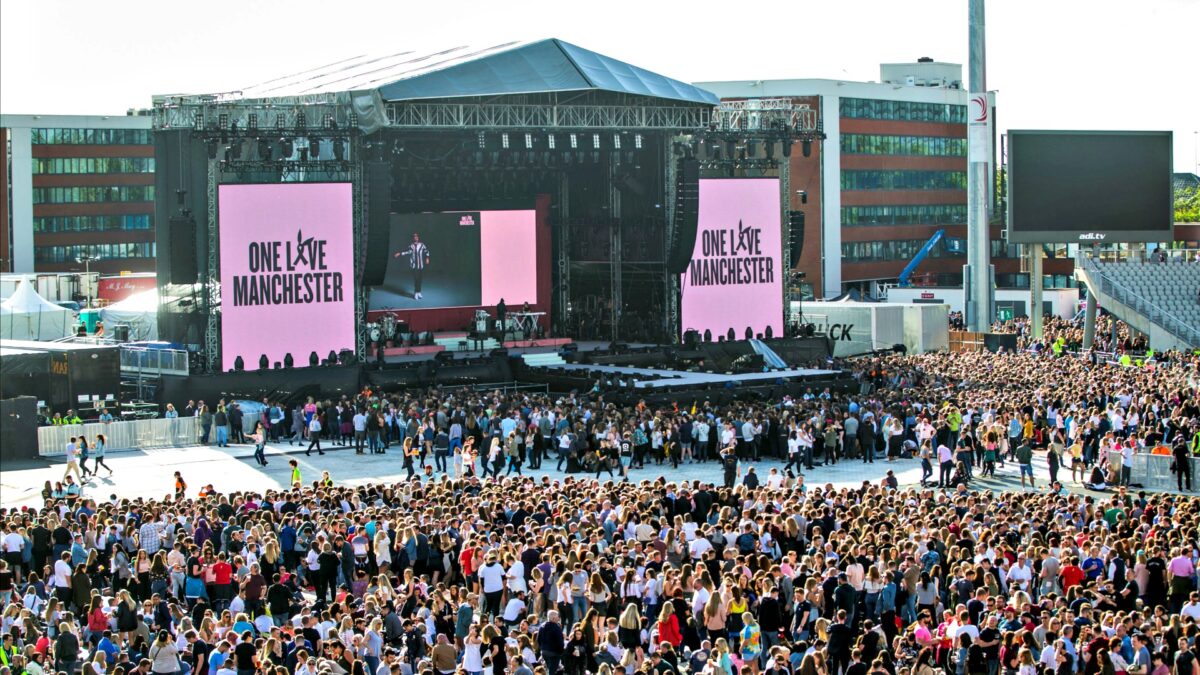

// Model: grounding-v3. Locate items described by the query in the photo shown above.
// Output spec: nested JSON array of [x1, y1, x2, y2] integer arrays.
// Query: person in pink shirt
[[1167, 546, 1197, 612]]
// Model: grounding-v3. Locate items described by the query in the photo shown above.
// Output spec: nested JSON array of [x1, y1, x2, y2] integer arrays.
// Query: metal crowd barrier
[[1107, 450, 1196, 491], [37, 417, 201, 457]]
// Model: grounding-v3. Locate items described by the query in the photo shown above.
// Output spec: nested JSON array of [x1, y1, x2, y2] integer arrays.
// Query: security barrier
[[37, 417, 200, 457], [1107, 450, 1197, 491]]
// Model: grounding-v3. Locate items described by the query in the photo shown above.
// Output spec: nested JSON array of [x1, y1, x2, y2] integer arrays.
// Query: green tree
[[1177, 185, 1200, 223]]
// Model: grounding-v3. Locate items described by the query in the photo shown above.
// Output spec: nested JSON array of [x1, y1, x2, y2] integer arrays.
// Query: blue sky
[[2, 0, 1196, 172]]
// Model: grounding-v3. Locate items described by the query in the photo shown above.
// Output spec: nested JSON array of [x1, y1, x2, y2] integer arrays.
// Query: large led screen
[[218, 183, 356, 370], [369, 210, 538, 310], [1007, 130, 1173, 243], [681, 178, 783, 339]]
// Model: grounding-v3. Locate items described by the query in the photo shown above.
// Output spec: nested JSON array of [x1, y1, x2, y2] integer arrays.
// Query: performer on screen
[[393, 232, 430, 300]]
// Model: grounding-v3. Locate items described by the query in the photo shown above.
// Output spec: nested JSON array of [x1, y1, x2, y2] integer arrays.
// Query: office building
[[698, 60, 1075, 299], [1, 114, 156, 274]]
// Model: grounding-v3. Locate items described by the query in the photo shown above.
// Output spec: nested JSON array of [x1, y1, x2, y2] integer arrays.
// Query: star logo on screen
[[291, 229, 316, 269], [734, 220, 752, 254]]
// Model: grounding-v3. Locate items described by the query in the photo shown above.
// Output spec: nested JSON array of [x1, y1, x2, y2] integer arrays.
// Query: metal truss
[[154, 96, 354, 133], [387, 102, 710, 130], [204, 161, 220, 372], [711, 99, 820, 134], [349, 147, 367, 361]]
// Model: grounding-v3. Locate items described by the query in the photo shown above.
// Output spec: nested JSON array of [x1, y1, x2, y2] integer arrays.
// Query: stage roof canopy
[[200, 39, 718, 106]]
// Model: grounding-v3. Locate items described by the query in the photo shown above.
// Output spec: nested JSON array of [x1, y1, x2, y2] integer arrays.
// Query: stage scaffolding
[[153, 86, 824, 363]]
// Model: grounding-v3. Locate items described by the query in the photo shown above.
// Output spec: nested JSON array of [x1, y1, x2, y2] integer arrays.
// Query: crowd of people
[[9, 338, 1200, 675]]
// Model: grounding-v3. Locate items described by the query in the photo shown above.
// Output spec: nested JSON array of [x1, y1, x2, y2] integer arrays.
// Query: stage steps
[[747, 339, 789, 369], [521, 352, 566, 367]]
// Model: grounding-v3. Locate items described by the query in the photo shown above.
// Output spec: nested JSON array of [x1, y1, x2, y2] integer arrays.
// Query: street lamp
[[76, 255, 100, 308]]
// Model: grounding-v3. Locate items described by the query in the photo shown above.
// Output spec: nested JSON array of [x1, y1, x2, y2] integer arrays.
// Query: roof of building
[[208, 39, 717, 106], [1174, 172, 1200, 190]]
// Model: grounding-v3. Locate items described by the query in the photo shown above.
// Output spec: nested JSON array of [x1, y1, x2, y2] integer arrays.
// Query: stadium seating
[[1081, 257, 1200, 347]]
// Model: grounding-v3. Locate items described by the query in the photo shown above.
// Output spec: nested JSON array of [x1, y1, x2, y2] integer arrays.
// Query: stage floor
[[548, 363, 841, 389]]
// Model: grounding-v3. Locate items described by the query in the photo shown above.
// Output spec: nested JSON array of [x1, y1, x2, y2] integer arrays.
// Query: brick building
[[1, 114, 156, 274], [698, 60, 1076, 299]]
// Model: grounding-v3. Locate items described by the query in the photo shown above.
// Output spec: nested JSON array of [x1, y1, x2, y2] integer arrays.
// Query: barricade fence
[[1107, 450, 1196, 491], [38, 417, 201, 457]]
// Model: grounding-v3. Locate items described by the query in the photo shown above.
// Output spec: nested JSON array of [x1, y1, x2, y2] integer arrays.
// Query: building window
[[32, 157, 155, 174], [31, 128, 151, 145], [841, 238, 967, 262], [841, 204, 967, 226], [841, 134, 966, 157], [839, 98, 967, 124], [840, 170, 966, 191], [33, 214, 153, 233], [33, 242, 156, 264], [31, 185, 155, 204]]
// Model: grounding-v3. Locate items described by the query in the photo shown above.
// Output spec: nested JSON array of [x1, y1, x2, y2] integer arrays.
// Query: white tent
[[98, 288, 159, 341], [0, 278, 72, 341]]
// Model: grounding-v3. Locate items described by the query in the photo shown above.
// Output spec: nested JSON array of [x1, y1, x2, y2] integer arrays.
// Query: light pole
[[76, 255, 100, 308]]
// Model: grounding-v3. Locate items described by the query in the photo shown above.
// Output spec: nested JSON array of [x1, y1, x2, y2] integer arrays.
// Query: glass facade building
[[2, 114, 156, 274]]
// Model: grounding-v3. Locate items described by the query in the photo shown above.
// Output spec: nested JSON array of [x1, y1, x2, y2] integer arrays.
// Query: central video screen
[[369, 210, 538, 311]]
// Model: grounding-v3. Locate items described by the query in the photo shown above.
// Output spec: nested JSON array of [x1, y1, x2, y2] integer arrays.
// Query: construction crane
[[897, 229, 945, 287]]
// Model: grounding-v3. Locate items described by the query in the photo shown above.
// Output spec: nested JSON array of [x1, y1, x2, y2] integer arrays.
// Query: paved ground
[[1, 440, 1087, 509]]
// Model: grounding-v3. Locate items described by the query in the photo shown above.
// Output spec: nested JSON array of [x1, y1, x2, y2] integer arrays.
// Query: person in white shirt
[[1181, 593, 1200, 622], [53, 552, 73, 601], [506, 557, 527, 594], [478, 555, 506, 618], [688, 532, 713, 561], [63, 438, 84, 482]]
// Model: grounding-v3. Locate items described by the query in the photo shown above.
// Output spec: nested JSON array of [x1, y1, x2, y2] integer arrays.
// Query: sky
[[2, 0, 1197, 173]]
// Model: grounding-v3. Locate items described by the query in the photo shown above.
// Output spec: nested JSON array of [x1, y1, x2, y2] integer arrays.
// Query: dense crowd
[[12, 344, 1200, 675]]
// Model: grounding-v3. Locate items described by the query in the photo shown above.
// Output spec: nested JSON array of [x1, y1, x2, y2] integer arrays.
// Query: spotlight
[[570, 133, 578, 149], [309, 351, 320, 367], [259, 354, 269, 370], [347, 112, 358, 128], [547, 134, 556, 150], [524, 133, 533, 149], [592, 133, 601, 149], [309, 137, 322, 160], [247, 114, 258, 131], [283, 352, 294, 369], [324, 113, 336, 130], [296, 112, 307, 130], [327, 350, 338, 366], [278, 137, 293, 158], [229, 141, 242, 160], [333, 138, 344, 161], [802, 140, 812, 157], [233, 355, 245, 371], [257, 138, 272, 161], [193, 113, 204, 131], [502, 133, 510, 149], [612, 134, 621, 150], [634, 133, 643, 149], [782, 141, 793, 158], [206, 141, 218, 160], [276, 115, 286, 131], [218, 114, 229, 141], [478, 131, 486, 149]]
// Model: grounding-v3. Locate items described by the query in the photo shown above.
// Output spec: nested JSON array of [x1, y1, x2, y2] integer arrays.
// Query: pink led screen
[[680, 178, 783, 339], [218, 183, 356, 370]]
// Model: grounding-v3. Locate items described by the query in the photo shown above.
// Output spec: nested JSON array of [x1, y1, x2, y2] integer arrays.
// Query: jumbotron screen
[[680, 178, 783, 339], [369, 210, 539, 310], [1007, 130, 1173, 243], [218, 183, 357, 370]]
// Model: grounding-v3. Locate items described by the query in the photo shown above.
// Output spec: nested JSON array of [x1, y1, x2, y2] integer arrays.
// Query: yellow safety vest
[[291, 467, 302, 485]]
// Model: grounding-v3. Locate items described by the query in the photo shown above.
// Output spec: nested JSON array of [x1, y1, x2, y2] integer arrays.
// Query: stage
[[540, 363, 841, 390]]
